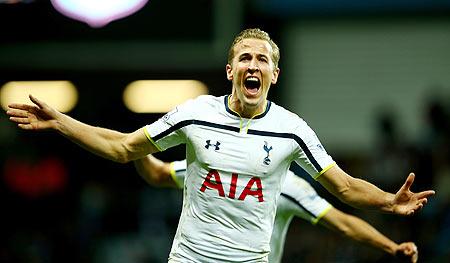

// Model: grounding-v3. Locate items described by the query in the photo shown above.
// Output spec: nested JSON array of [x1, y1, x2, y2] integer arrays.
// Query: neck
[[229, 93, 266, 119]]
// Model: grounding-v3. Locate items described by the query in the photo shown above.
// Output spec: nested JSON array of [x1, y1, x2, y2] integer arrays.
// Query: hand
[[392, 173, 435, 216], [6, 94, 59, 130], [395, 242, 418, 263]]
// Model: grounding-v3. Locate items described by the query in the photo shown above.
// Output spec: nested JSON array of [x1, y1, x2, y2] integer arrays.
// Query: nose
[[248, 59, 259, 73]]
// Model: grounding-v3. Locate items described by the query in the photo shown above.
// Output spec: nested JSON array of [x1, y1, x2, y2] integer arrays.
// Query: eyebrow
[[239, 53, 251, 58], [238, 53, 269, 59]]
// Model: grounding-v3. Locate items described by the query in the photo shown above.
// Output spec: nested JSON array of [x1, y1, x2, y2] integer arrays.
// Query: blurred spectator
[[368, 108, 413, 192], [418, 93, 450, 261]]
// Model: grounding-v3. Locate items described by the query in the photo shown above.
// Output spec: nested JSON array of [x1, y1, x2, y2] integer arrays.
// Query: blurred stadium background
[[1, 0, 450, 262]]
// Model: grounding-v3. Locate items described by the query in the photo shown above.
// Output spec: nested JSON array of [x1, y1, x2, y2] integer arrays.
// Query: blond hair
[[227, 28, 280, 68]]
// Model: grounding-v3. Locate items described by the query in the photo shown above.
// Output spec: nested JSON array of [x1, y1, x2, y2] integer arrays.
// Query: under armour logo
[[263, 141, 273, 165], [205, 140, 220, 151]]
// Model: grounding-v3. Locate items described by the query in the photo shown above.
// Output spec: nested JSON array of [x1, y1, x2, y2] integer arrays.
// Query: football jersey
[[170, 160, 332, 263], [270, 171, 332, 263], [144, 95, 335, 262]]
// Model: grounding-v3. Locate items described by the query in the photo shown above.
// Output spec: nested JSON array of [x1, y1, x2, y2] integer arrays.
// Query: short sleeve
[[144, 99, 195, 151], [281, 171, 332, 224], [170, 160, 187, 189], [292, 119, 335, 179]]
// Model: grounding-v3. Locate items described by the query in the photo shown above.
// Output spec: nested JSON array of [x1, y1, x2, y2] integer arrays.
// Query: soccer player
[[7, 28, 434, 262], [134, 155, 419, 263]]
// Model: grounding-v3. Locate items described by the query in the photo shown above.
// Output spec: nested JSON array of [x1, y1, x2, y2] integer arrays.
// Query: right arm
[[319, 208, 418, 262], [294, 118, 434, 216], [7, 95, 159, 163]]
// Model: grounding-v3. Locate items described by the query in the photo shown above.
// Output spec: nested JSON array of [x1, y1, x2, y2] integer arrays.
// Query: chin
[[243, 90, 261, 100], [243, 96, 262, 107]]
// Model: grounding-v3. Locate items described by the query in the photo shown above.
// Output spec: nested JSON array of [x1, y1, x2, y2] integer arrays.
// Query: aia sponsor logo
[[200, 170, 264, 202]]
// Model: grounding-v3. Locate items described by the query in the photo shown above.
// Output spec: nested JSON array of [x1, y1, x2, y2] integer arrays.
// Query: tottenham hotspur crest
[[263, 141, 273, 165]]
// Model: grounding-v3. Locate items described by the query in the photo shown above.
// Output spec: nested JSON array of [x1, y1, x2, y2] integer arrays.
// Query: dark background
[[1, 1, 450, 262]]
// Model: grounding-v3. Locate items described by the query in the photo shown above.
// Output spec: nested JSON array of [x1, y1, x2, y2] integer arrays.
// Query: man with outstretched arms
[[135, 156, 419, 263], [7, 28, 433, 262], [143, 91, 337, 261]]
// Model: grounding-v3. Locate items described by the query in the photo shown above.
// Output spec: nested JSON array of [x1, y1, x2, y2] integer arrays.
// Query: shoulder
[[166, 95, 222, 119], [193, 94, 223, 104], [183, 95, 223, 112], [267, 102, 310, 131]]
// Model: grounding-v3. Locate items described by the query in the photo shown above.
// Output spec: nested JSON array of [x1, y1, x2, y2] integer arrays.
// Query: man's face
[[226, 38, 280, 112]]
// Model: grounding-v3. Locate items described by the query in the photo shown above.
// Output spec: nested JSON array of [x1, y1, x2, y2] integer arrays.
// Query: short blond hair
[[227, 28, 280, 68]]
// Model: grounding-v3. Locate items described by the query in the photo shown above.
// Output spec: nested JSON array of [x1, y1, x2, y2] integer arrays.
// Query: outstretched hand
[[6, 95, 59, 130], [392, 173, 435, 216], [395, 242, 418, 263]]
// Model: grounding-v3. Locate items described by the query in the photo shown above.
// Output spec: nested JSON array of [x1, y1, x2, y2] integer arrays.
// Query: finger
[[412, 197, 430, 210], [6, 109, 29, 118], [7, 103, 35, 111], [407, 202, 425, 216], [410, 247, 418, 263], [415, 190, 436, 199], [400, 243, 418, 262], [418, 198, 427, 206], [405, 244, 416, 256], [413, 244, 418, 254], [395, 247, 413, 261], [413, 249, 418, 263], [9, 116, 31, 124], [17, 123, 35, 130]]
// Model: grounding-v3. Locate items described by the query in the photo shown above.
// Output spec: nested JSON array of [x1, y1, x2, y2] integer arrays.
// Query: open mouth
[[244, 76, 261, 94]]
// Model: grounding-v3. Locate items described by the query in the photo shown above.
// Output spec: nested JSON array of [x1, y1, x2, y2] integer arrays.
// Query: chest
[[185, 125, 294, 177]]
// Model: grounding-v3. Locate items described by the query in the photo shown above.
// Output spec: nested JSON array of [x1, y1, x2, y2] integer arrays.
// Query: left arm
[[316, 165, 435, 215], [319, 208, 418, 262]]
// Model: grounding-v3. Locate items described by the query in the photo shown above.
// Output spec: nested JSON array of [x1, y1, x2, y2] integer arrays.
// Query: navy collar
[[224, 95, 271, 119]]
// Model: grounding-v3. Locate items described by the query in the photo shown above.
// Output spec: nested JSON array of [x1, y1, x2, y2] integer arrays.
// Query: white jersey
[[270, 171, 332, 263], [144, 95, 335, 262], [170, 160, 332, 263]]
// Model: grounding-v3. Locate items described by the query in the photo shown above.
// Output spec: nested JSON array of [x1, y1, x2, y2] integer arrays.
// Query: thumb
[[29, 94, 45, 109], [400, 173, 415, 192]]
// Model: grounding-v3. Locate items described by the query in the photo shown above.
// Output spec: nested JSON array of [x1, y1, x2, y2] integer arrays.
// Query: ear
[[271, 67, 280, 85], [226, 64, 233, 81]]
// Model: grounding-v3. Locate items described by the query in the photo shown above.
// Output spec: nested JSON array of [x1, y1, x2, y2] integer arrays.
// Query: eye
[[239, 55, 251, 62], [259, 56, 268, 63]]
